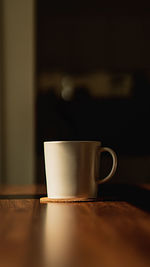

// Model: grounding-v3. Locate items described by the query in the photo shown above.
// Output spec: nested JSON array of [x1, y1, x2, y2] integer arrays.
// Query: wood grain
[[0, 184, 150, 267]]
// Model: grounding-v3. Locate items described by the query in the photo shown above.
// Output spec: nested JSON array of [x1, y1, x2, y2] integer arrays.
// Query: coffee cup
[[44, 141, 117, 201]]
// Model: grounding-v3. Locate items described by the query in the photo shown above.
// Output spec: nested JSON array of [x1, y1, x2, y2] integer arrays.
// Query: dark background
[[36, 0, 150, 183]]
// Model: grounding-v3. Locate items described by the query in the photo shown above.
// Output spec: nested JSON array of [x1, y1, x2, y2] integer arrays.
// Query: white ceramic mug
[[44, 141, 117, 200]]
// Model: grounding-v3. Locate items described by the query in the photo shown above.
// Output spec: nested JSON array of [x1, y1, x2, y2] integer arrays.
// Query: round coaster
[[40, 197, 96, 203]]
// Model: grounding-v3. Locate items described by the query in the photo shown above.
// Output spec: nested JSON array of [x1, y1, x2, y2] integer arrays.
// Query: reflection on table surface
[[43, 204, 77, 267], [1, 184, 150, 267]]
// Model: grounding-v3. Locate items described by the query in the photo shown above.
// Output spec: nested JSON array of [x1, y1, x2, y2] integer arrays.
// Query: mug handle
[[97, 147, 117, 184]]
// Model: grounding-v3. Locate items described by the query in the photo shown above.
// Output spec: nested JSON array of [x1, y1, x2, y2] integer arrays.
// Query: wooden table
[[0, 184, 150, 267]]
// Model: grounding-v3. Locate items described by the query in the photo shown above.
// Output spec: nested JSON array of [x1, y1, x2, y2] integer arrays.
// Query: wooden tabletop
[[0, 184, 150, 267]]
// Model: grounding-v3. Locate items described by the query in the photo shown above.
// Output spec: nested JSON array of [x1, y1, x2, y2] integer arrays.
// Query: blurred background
[[0, 0, 150, 184]]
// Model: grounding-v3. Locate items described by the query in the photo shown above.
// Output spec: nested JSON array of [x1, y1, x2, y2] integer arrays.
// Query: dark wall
[[37, 1, 150, 72], [36, 1, 150, 183]]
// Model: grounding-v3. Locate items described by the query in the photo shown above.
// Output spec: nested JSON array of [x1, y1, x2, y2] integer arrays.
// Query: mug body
[[44, 141, 100, 199]]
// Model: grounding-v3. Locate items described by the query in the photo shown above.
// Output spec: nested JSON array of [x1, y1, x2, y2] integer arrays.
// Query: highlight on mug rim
[[44, 140, 101, 145]]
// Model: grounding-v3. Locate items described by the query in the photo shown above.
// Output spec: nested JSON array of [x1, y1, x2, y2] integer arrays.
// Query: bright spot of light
[[61, 76, 74, 101]]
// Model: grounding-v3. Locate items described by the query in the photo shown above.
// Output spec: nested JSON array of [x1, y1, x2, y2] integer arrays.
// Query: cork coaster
[[40, 197, 96, 203]]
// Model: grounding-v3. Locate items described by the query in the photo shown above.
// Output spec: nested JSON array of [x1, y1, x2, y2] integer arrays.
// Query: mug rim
[[44, 140, 101, 145]]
